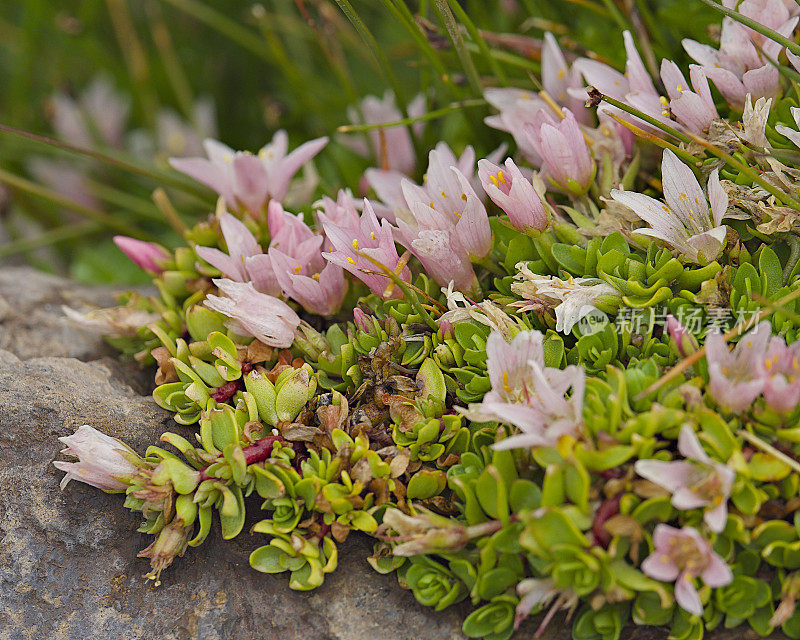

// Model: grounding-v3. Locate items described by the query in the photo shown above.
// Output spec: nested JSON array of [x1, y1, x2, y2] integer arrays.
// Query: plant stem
[[338, 98, 486, 133], [0, 221, 101, 259], [0, 166, 154, 241], [433, 0, 483, 96]]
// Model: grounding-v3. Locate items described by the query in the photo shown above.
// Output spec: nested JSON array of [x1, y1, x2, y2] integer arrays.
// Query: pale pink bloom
[[484, 88, 548, 165], [314, 189, 362, 253], [113, 236, 170, 274], [541, 32, 590, 123], [666, 314, 699, 357], [155, 98, 217, 158], [511, 264, 618, 334], [524, 109, 594, 195], [54, 425, 139, 492], [776, 106, 800, 148], [314, 190, 361, 234], [266, 200, 322, 259], [342, 91, 425, 175], [478, 157, 548, 233], [169, 131, 328, 214], [484, 34, 588, 164], [683, 0, 796, 108], [641, 525, 732, 616], [322, 199, 410, 298], [461, 330, 585, 449], [398, 167, 491, 255], [661, 61, 719, 133], [706, 321, 771, 411], [365, 142, 484, 223], [195, 212, 262, 282], [204, 278, 300, 347], [51, 77, 129, 148], [762, 336, 800, 413], [635, 425, 735, 532], [28, 158, 100, 211], [574, 31, 667, 130], [247, 201, 326, 296], [268, 248, 346, 316], [611, 149, 729, 264]]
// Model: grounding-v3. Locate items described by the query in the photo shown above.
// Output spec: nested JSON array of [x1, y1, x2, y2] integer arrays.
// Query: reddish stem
[[210, 379, 243, 403], [592, 494, 622, 548], [198, 436, 284, 482]]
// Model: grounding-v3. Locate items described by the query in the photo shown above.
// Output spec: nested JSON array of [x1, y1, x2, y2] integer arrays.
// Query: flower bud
[[382, 507, 468, 556], [53, 425, 141, 492], [666, 314, 699, 358], [113, 236, 170, 274]]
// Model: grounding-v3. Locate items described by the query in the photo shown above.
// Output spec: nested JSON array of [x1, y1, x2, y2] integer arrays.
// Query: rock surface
[[0, 268, 783, 640]]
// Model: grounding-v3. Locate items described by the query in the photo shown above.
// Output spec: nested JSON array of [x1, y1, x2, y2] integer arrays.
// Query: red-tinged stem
[[198, 436, 284, 482], [210, 379, 243, 402], [592, 494, 622, 548]]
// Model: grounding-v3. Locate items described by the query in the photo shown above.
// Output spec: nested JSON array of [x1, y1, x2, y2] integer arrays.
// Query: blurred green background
[[0, 0, 720, 284]]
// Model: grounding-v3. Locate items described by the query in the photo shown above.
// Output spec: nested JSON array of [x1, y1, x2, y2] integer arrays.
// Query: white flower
[[741, 94, 772, 147], [611, 149, 730, 264], [510, 264, 618, 334], [54, 425, 139, 492]]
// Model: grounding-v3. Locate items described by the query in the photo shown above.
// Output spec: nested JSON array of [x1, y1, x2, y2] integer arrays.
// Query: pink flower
[[575, 31, 667, 130], [393, 151, 491, 291], [641, 525, 732, 616], [322, 199, 410, 298], [541, 32, 590, 122], [478, 157, 549, 233], [682, 0, 797, 108], [461, 330, 585, 449], [762, 336, 800, 413], [169, 131, 328, 214], [195, 212, 262, 282], [342, 91, 425, 175], [661, 61, 719, 134], [54, 425, 140, 492], [113, 236, 170, 274], [524, 109, 594, 195], [314, 190, 362, 249], [365, 141, 484, 224], [635, 425, 735, 532], [611, 149, 729, 264], [666, 314, 699, 358], [706, 321, 771, 411], [484, 33, 588, 164], [484, 88, 549, 165], [50, 77, 129, 148], [204, 278, 301, 347], [268, 248, 346, 316]]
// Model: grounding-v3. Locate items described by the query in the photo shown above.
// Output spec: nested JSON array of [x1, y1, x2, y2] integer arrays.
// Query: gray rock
[[0, 269, 783, 640]]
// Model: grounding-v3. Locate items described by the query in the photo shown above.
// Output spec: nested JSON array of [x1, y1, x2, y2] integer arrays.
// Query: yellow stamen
[[461, 193, 467, 201], [294, 265, 302, 274], [370, 231, 376, 240], [312, 273, 320, 280], [441, 190, 447, 198], [346, 257, 355, 265], [352, 239, 359, 250], [498, 170, 506, 183], [489, 174, 499, 187]]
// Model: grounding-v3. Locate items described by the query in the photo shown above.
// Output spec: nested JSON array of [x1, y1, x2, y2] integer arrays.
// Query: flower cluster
[[53, 4, 800, 640]]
